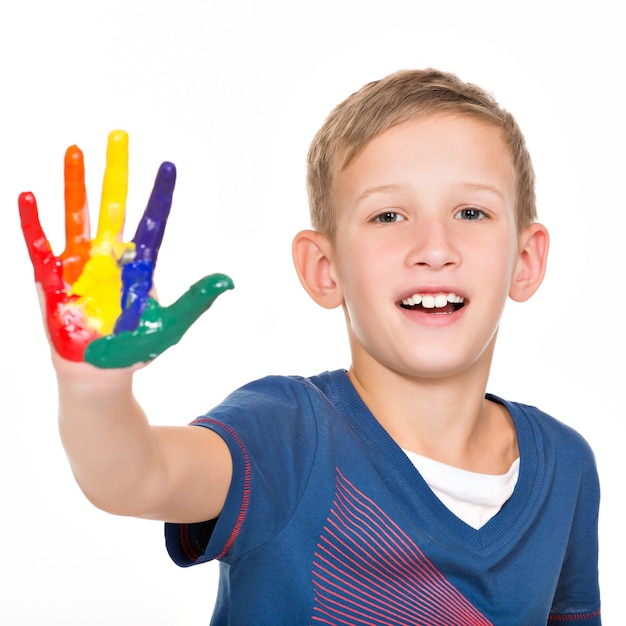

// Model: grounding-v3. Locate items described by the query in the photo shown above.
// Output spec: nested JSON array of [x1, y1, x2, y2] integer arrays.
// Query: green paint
[[84, 273, 234, 368]]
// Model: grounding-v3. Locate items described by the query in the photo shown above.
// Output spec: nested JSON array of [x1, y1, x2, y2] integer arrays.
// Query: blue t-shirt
[[166, 370, 601, 625]]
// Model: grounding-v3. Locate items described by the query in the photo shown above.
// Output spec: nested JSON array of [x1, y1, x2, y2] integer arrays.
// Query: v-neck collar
[[327, 369, 542, 552]]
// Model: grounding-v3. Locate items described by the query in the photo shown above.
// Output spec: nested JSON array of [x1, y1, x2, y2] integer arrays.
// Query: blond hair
[[307, 69, 536, 237]]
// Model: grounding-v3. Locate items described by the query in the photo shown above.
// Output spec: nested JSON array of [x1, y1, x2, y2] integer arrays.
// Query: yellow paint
[[91, 130, 129, 259], [69, 130, 133, 335], [71, 255, 123, 335]]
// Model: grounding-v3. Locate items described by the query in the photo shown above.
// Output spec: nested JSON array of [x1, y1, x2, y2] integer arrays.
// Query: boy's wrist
[[53, 352, 137, 399]]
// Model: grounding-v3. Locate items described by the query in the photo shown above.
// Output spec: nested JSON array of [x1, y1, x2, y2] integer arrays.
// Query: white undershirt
[[403, 449, 520, 530]]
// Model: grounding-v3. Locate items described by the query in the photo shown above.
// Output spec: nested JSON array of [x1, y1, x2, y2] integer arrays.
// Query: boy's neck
[[346, 348, 518, 475]]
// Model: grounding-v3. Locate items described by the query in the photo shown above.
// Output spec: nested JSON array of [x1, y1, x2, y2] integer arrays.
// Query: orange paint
[[60, 145, 90, 285]]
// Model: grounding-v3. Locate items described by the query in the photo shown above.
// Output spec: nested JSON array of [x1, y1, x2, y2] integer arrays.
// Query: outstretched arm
[[56, 363, 233, 523], [19, 131, 233, 522]]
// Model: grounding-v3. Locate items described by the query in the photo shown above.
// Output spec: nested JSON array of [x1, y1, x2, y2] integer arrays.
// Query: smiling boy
[[25, 69, 600, 624], [298, 112, 535, 471]]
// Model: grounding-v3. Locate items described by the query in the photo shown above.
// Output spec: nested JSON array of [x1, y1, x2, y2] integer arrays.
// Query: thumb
[[84, 273, 234, 368]]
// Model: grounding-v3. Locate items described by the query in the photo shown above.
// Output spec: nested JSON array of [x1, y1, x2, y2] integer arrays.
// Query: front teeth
[[401, 293, 464, 308]]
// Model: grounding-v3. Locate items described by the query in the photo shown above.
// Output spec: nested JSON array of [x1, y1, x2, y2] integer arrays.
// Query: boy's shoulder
[[217, 369, 347, 405], [490, 393, 598, 469], [198, 370, 348, 431]]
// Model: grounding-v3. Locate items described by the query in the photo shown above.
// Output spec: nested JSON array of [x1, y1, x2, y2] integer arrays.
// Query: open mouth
[[400, 292, 465, 314]]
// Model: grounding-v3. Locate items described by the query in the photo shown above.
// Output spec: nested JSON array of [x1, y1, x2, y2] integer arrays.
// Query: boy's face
[[329, 114, 522, 381]]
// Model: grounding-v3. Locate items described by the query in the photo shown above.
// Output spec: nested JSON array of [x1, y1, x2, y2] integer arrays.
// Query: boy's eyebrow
[[458, 181, 507, 201], [356, 184, 404, 202], [356, 182, 507, 202]]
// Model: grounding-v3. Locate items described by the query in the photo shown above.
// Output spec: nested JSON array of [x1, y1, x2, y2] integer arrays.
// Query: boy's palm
[[19, 130, 233, 369]]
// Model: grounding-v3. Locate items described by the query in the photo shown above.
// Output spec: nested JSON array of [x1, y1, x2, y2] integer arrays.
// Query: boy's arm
[[20, 131, 234, 523], [55, 355, 232, 522]]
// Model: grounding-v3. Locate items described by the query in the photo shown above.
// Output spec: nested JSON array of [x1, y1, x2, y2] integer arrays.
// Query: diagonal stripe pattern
[[311, 468, 493, 625]]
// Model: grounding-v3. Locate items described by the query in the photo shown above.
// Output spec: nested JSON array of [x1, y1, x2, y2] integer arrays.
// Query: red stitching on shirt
[[190, 417, 251, 560], [548, 609, 601, 622]]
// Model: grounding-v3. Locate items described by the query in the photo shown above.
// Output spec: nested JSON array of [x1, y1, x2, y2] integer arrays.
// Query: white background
[[0, 1, 623, 623]]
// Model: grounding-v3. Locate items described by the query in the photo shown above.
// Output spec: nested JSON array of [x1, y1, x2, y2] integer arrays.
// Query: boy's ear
[[509, 222, 550, 302], [292, 230, 344, 309]]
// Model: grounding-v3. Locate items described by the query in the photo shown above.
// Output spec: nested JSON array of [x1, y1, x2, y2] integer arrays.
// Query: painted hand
[[19, 131, 233, 368]]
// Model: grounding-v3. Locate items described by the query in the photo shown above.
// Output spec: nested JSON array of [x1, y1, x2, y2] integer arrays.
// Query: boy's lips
[[398, 290, 467, 314]]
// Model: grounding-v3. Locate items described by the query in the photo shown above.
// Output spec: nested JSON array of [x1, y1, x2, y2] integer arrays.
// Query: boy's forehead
[[330, 113, 518, 232], [338, 114, 514, 184], [343, 112, 507, 160]]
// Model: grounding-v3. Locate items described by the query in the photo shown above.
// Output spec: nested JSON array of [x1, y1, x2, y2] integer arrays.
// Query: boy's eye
[[374, 211, 405, 224], [455, 207, 486, 221]]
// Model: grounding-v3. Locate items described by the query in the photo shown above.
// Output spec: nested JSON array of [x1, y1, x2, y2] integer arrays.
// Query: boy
[[20, 69, 601, 624]]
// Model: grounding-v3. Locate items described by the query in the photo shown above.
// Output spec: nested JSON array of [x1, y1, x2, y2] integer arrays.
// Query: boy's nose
[[406, 218, 460, 270]]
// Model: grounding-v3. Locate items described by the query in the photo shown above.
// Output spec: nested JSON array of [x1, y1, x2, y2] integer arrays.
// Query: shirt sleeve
[[165, 375, 320, 567], [547, 443, 602, 625]]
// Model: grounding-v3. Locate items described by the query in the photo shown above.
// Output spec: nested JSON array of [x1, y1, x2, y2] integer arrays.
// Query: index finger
[[91, 130, 129, 257], [113, 162, 177, 334], [132, 161, 176, 264]]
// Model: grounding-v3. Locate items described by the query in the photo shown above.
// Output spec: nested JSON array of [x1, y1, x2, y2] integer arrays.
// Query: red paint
[[18, 191, 99, 361]]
